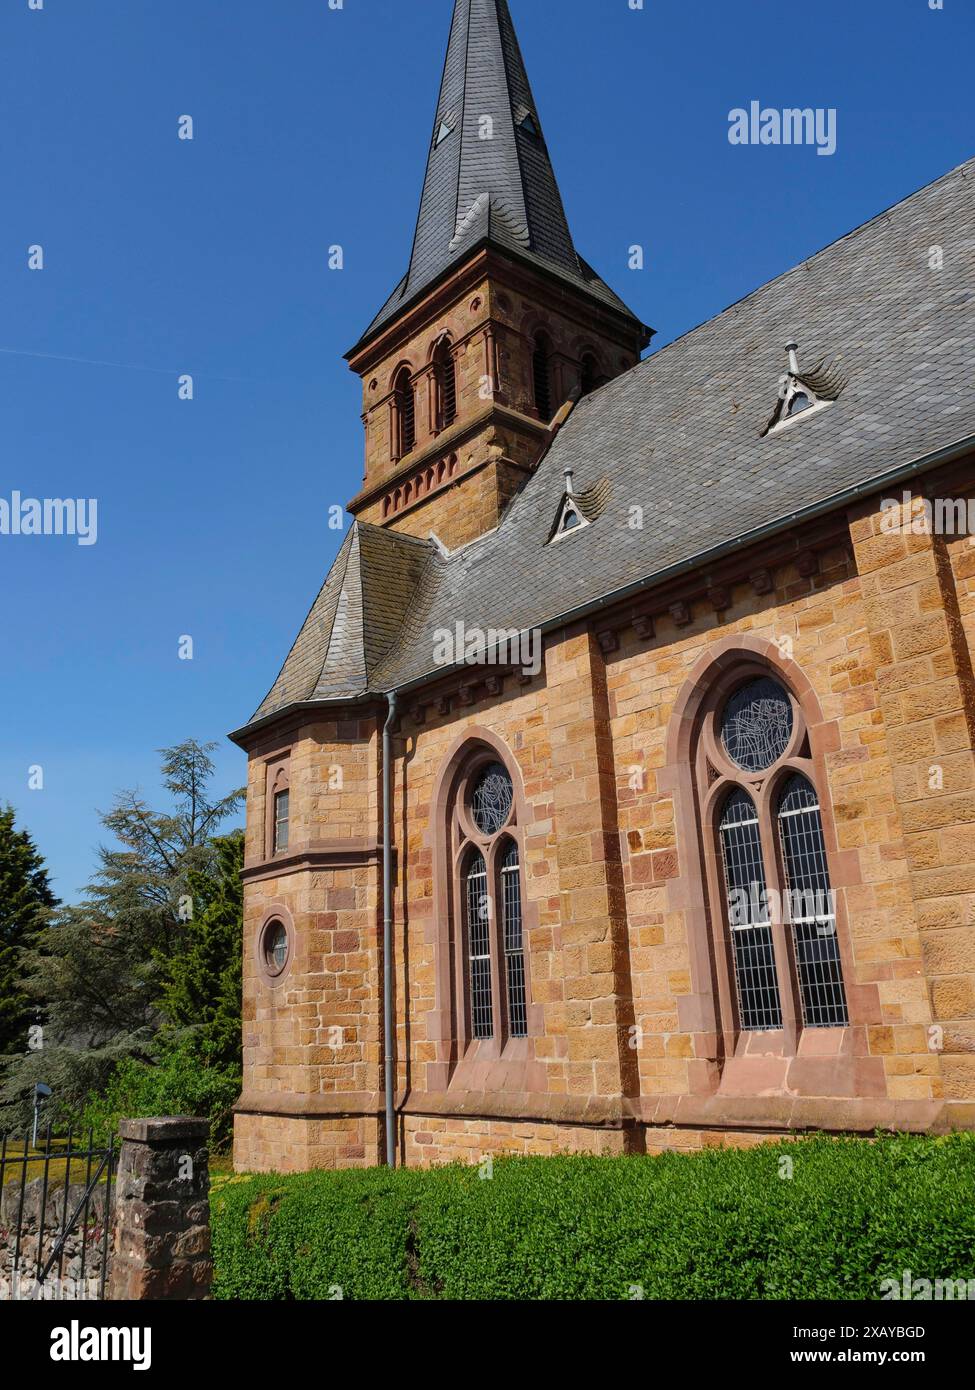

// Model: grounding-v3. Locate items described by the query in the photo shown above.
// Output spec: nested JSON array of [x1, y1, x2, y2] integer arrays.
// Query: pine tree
[[157, 829, 244, 1073], [0, 741, 243, 1123], [0, 806, 58, 1057]]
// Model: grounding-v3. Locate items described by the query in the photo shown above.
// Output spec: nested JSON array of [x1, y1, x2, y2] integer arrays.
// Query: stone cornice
[[346, 243, 648, 373], [347, 400, 545, 515], [241, 838, 382, 883]]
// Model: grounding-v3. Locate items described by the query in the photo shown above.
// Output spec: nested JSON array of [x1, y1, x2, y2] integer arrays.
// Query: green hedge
[[211, 1133, 975, 1300]]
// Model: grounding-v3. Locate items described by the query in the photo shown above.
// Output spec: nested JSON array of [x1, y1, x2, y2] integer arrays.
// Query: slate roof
[[240, 155, 975, 733], [250, 522, 430, 716], [350, 0, 647, 352]]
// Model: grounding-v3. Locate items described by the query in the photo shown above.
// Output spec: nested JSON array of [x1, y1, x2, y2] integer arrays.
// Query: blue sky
[[2, 0, 972, 901]]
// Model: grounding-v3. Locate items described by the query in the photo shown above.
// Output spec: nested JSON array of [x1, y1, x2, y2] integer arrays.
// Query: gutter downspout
[[382, 690, 398, 1167]]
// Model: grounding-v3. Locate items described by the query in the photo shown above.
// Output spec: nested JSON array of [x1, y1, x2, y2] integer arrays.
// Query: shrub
[[211, 1133, 975, 1301], [77, 1042, 240, 1153]]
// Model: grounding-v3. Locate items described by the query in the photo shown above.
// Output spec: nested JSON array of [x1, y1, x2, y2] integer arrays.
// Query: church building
[[230, 0, 975, 1172]]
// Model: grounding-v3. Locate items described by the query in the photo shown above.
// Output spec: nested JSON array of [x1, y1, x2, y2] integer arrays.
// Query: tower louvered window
[[532, 333, 552, 421], [394, 366, 415, 456], [580, 353, 598, 396], [434, 339, 457, 430]]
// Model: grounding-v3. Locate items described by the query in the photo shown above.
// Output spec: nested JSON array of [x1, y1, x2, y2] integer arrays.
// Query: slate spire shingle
[[352, 0, 646, 348]]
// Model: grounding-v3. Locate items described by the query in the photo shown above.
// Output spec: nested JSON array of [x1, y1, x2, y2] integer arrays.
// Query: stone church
[[230, 0, 975, 1172]]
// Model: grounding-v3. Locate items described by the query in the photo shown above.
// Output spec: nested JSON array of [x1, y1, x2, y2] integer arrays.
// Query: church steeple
[[345, 0, 650, 552], [353, 0, 645, 350]]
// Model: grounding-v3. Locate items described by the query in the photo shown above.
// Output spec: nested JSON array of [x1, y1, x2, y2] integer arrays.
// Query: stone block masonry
[[107, 1118, 212, 1301]]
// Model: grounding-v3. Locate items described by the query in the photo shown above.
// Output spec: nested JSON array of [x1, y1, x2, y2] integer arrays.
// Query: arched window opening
[[718, 789, 783, 1031], [580, 353, 599, 396], [694, 667, 851, 1043], [778, 774, 849, 1028], [433, 339, 457, 431], [394, 367, 415, 456], [449, 752, 530, 1048], [532, 332, 552, 421]]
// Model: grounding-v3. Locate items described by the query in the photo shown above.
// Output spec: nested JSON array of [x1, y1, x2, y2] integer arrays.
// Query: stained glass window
[[721, 678, 793, 772], [465, 851, 493, 1039], [471, 762, 513, 835], [778, 774, 849, 1027], [501, 841, 527, 1037], [718, 789, 783, 1030]]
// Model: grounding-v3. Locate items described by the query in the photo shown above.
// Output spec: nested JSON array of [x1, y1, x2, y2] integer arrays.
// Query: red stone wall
[[347, 257, 643, 551], [235, 468, 975, 1171]]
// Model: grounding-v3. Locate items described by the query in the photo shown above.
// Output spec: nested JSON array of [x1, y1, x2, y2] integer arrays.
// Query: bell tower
[[345, 0, 651, 552]]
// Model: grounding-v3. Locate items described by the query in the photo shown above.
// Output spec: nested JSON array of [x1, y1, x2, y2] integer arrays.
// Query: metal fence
[[0, 1127, 117, 1301]]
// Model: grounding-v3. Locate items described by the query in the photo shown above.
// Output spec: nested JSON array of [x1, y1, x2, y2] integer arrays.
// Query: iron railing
[[0, 1126, 117, 1301]]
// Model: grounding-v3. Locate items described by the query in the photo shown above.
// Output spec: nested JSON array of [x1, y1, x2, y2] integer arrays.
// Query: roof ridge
[[649, 155, 975, 361], [354, 517, 436, 549]]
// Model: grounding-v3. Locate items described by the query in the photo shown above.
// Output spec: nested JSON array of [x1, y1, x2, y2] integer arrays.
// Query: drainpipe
[[382, 690, 398, 1167]]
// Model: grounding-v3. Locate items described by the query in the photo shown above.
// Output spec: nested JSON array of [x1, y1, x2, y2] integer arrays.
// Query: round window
[[262, 919, 289, 976], [720, 678, 793, 772], [470, 762, 514, 835]]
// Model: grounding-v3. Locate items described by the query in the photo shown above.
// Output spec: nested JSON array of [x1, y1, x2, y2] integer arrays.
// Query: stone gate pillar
[[107, 1117, 212, 1300]]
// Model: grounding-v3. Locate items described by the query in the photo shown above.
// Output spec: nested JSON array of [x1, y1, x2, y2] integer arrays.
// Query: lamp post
[[32, 1082, 51, 1149]]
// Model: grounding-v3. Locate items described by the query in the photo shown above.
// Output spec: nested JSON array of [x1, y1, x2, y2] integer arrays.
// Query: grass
[[1, 1139, 112, 1187]]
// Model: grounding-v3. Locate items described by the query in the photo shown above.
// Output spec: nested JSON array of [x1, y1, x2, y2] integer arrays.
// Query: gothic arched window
[[451, 757, 528, 1043], [532, 332, 553, 422], [433, 338, 457, 431], [393, 366, 415, 458], [718, 788, 783, 1030], [701, 671, 850, 1034]]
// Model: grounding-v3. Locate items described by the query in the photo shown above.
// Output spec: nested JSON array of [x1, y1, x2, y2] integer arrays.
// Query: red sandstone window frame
[[431, 732, 543, 1075], [660, 636, 878, 1102], [264, 755, 291, 860], [431, 335, 457, 433], [691, 656, 855, 1056], [255, 904, 296, 987], [391, 364, 416, 460]]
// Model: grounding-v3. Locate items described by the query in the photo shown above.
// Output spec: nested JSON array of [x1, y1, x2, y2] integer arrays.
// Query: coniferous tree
[[0, 805, 57, 1058], [0, 741, 243, 1123], [157, 828, 244, 1073]]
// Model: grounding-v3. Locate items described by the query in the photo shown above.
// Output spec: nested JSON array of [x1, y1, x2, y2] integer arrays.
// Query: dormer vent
[[761, 341, 847, 437], [548, 474, 611, 544]]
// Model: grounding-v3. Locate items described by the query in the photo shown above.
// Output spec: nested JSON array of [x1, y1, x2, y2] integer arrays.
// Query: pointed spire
[[353, 0, 645, 349]]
